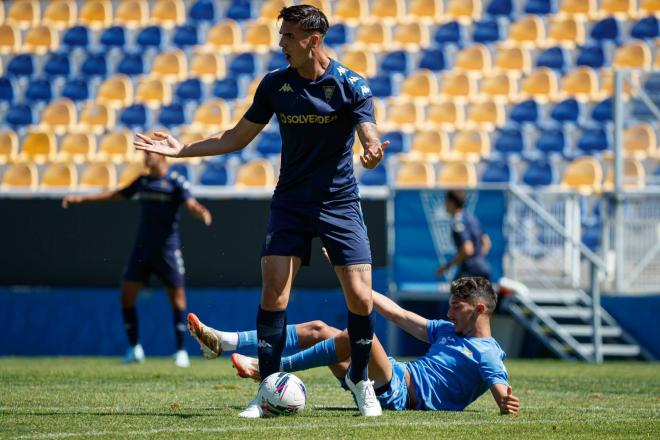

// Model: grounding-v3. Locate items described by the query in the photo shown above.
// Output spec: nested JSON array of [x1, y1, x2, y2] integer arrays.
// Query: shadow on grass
[[10, 411, 206, 418]]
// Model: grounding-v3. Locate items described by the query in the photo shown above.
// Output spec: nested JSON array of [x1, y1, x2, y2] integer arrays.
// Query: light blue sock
[[280, 338, 338, 372], [236, 325, 299, 355]]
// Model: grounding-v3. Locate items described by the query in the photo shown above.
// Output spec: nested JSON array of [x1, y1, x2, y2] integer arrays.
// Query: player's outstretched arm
[[372, 291, 430, 343], [356, 122, 389, 169], [185, 199, 212, 226], [62, 191, 123, 208], [490, 384, 520, 415], [133, 118, 266, 158]]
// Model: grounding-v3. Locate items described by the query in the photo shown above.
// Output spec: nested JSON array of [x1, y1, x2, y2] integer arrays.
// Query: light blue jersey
[[406, 319, 509, 411]]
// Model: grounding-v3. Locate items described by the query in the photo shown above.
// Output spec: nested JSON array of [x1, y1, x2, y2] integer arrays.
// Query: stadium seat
[[558, 0, 595, 19], [79, 0, 113, 30], [40, 98, 77, 135], [226, 0, 252, 21], [522, 159, 556, 186], [244, 21, 278, 53], [0, 24, 21, 54], [212, 77, 240, 100], [58, 132, 97, 163], [114, 0, 149, 29], [340, 49, 376, 77], [235, 159, 275, 188], [578, 127, 610, 153], [630, 16, 659, 40], [521, 68, 559, 103], [591, 98, 613, 122], [409, 130, 450, 160], [598, 0, 638, 20], [641, 0, 660, 14], [418, 47, 446, 72], [450, 130, 490, 162], [494, 47, 532, 75], [80, 163, 117, 189], [151, 50, 188, 83], [576, 45, 605, 69], [550, 98, 581, 123], [80, 102, 115, 134], [43, 0, 77, 30], [482, 73, 519, 103], [230, 100, 253, 125], [1, 163, 38, 190], [561, 67, 599, 101], [603, 157, 646, 190], [359, 165, 388, 186], [548, 16, 586, 48], [97, 74, 134, 109], [536, 47, 568, 71], [561, 156, 603, 194], [44, 53, 71, 77], [5, 103, 33, 128], [454, 44, 492, 74], [382, 101, 423, 132], [200, 161, 230, 186], [393, 23, 429, 50], [480, 159, 512, 183], [624, 123, 657, 158], [6, 54, 34, 78], [189, 0, 216, 23], [524, 0, 557, 14], [158, 103, 186, 128], [325, 24, 349, 46], [438, 161, 477, 187], [409, 0, 444, 23], [466, 101, 505, 129], [536, 127, 567, 155], [151, 0, 185, 29], [205, 20, 242, 54], [395, 159, 435, 187], [446, 0, 482, 23], [306, 0, 332, 18], [400, 69, 438, 103], [255, 131, 282, 157], [599, 69, 637, 98], [267, 51, 288, 71], [258, 0, 290, 21], [17, 130, 57, 164], [190, 99, 231, 134], [506, 15, 546, 48], [0, 129, 18, 164], [473, 19, 504, 43], [61, 78, 90, 102], [613, 41, 652, 69], [368, 75, 393, 98], [119, 163, 147, 187], [97, 129, 135, 164], [352, 23, 391, 51], [41, 163, 77, 190], [381, 131, 406, 154], [486, 0, 513, 16], [433, 21, 465, 46], [190, 51, 226, 83], [334, 0, 369, 25], [494, 128, 525, 155], [425, 101, 465, 131], [119, 104, 149, 129], [441, 72, 478, 102], [228, 52, 258, 77], [100, 26, 126, 50], [175, 78, 203, 103], [117, 52, 145, 76], [136, 26, 162, 50], [590, 17, 620, 43], [80, 52, 108, 78], [61, 25, 89, 49], [371, 0, 406, 24], [0, 77, 14, 103], [7, 0, 40, 30], [24, 78, 52, 103], [172, 24, 199, 49]]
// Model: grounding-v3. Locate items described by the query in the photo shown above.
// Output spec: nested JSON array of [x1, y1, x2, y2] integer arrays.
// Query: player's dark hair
[[451, 277, 497, 315], [278, 4, 329, 35], [446, 190, 466, 209]]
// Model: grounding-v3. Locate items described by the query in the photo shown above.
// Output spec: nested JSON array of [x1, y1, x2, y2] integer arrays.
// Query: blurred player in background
[[134, 5, 388, 417], [436, 190, 492, 281], [62, 151, 212, 368], [189, 276, 520, 415]]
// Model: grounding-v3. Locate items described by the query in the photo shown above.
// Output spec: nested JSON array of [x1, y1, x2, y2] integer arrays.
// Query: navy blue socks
[[347, 310, 375, 384], [173, 309, 186, 351], [122, 307, 138, 346], [256, 307, 287, 379]]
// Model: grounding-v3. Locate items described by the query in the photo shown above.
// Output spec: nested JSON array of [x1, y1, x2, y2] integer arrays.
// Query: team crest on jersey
[[323, 85, 335, 102]]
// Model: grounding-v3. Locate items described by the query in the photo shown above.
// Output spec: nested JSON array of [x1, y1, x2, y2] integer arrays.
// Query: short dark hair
[[450, 277, 497, 315], [446, 190, 466, 209], [278, 4, 329, 35]]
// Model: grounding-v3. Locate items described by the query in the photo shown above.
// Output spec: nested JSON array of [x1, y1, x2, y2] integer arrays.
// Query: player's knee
[[308, 320, 336, 340]]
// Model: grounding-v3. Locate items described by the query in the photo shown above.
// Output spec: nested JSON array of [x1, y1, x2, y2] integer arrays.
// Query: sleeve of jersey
[[350, 78, 376, 126], [118, 178, 141, 199], [478, 348, 509, 387], [244, 75, 274, 125], [174, 175, 192, 201], [452, 219, 471, 244], [426, 319, 455, 343]]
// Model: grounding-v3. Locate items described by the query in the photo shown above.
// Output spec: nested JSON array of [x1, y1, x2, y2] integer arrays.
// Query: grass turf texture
[[1, 358, 658, 439]]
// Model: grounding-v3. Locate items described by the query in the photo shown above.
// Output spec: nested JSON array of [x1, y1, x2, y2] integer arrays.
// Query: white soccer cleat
[[345, 374, 382, 417], [231, 353, 261, 382], [187, 313, 221, 359], [123, 344, 145, 364], [238, 397, 263, 418], [174, 349, 190, 368]]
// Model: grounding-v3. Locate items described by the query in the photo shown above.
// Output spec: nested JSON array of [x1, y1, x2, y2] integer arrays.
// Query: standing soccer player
[[62, 152, 212, 367], [134, 5, 388, 417]]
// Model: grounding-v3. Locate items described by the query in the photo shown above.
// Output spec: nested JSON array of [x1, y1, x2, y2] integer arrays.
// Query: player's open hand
[[62, 195, 82, 209], [500, 386, 520, 415], [360, 140, 389, 169], [133, 132, 184, 157]]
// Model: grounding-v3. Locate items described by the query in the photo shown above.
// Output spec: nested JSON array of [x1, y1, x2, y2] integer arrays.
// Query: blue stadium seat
[[590, 17, 620, 43], [381, 51, 410, 75], [117, 53, 144, 75], [418, 47, 446, 72], [367, 75, 393, 98], [591, 98, 613, 123], [256, 131, 281, 156], [494, 128, 525, 154], [0, 77, 15, 103], [481, 160, 512, 183], [550, 98, 581, 123], [176, 78, 203, 102], [630, 16, 659, 40], [136, 26, 162, 50], [576, 45, 605, 69], [120, 104, 149, 129], [24, 78, 52, 103], [100, 26, 126, 50], [229, 53, 257, 77], [61, 78, 90, 102], [212, 77, 240, 100], [486, 0, 513, 17], [81, 53, 108, 77], [473, 19, 503, 43], [536, 127, 566, 155], [382, 131, 406, 154], [226, 0, 252, 21], [577, 127, 610, 153], [172, 25, 199, 49], [5, 104, 34, 128], [200, 162, 229, 185], [536, 47, 567, 71], [582, 223, 601, 252], [267, 51, 288, 71], [434, 22, 464, 46], [62, 26, 90, 49], [158, 103, 186, 128], [360, 165, 388, 186], [524, 0, 556, 14], [189, 0, 216, 23], [522, 159, 556, 186], [509, 99, 539, 124], [325, 24, 348, 46], [6, 55, 35, 78], [43, 53, 71, 77]]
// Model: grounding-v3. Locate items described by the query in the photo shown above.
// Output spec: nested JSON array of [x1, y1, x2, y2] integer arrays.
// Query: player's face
[[447, 295, 478, 336], [279, 20, 315, 68], [144, 151, 164, 169]]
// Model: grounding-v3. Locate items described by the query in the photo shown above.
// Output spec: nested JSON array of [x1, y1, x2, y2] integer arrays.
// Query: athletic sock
[[280, 337, 338, 372], [173, 309, 186, 351], [236, 325, 298, 354], [347, 310, 375, 384], [256, 307, 287, 379], [216, 331, 239, 351], [122, 307, 139, 346]]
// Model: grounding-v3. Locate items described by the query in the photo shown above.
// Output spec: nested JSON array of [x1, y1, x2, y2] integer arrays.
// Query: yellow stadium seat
[[454, 44, 492, 74], [548, 17, 586, 48], [507, 15, 545, 48], [18, 130, 57, 164], [79, 0, 113, 30], [614, 41, 652, 69], [151, 49, 188, 83], [205, 20, 242, 54], [97, 74, 133, 109], [450, 130, 490, 162], [561, 66, 599, 101], [408, 0, 443, 23], [58, 132, 97, 164], [372, 97, 386, 123], [23, 24, 59, 54], [446, 0, 481, 23], [259, 0, 292, 20], [43, 0, 78, 30], [494, 47, 532, 75], [340, 49, 377, 77], [119, 162, 147, 187], [598, 0, 638, 19], [41, 163, 78, 189], [409, 130, 450, 160], [80, 163, 117, 189], [371, 0, 406, 24], [244, 21, 279, 53], [97, 129, 135, 164], [395, 159, 435, 187], [190, 51, 227, 83], [466, 101, 505, 130], [0, 3, 4, 24], [1, 163, 38, 189], [440, 72, 478, 102], [425, 101, 465, 131], [151, 0, 185, 29], [230, 100, 253, 125], [641, 0, 660, 14], [561, 156, 603, 194], [558, 0, 595, 19], [40, 98, 77, 135], [0, 129, 19, 164], [481, 73, 519, 102], [7, 0, 40, 30], [334, 0, 369, 25], [191, 99, 231, 134], [135, 76, 172, 109], [80, 102, 115, 135], [245, 76, 263, 101], [393, 22, 429, 50], [0, 24, 21, 55], [235, 159, 275, 188], [353, 23, 391, 51], [115, 0, 149, 29], [624, 123, 657, 159], [603, 158, 646, 190], [521, 68, 559, 103], [383, 101, 423, 131], [599, 69, 638, 98], [400, 69, 438, 103], [437, 161, 477, 188], [307, 0, 332, 18]]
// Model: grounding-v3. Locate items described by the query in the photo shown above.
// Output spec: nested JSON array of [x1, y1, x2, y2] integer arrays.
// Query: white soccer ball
[[257, 372, 307, 417]]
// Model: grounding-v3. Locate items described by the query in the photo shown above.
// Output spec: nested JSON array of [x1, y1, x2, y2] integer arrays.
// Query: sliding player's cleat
[[187, 313, 221, 359], [231, 353, 261, 382]]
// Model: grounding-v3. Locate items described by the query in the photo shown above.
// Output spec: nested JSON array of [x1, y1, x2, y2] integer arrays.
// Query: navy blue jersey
[[452, 211, 491, 279], [119, 172, 192, 250], [244, 59, 375, 205]]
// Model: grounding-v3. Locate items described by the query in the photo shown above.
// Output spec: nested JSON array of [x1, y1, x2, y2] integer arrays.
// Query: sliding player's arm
[[372, 291, 430, 343], [186, 198, 212, 226], [490, 384, 520, 415]]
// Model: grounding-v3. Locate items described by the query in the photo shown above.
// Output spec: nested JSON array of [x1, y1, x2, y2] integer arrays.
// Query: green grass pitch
[[1, 358, 658, 439]]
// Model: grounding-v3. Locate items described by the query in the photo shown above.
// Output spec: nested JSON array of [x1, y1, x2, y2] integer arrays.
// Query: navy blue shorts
[[123, 245, 185, 288], [262, 200, 372, 266]]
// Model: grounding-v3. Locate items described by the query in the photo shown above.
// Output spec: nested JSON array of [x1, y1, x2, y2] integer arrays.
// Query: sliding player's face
[[279, 20, 316, 68], [447, 295, 479, 337]]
